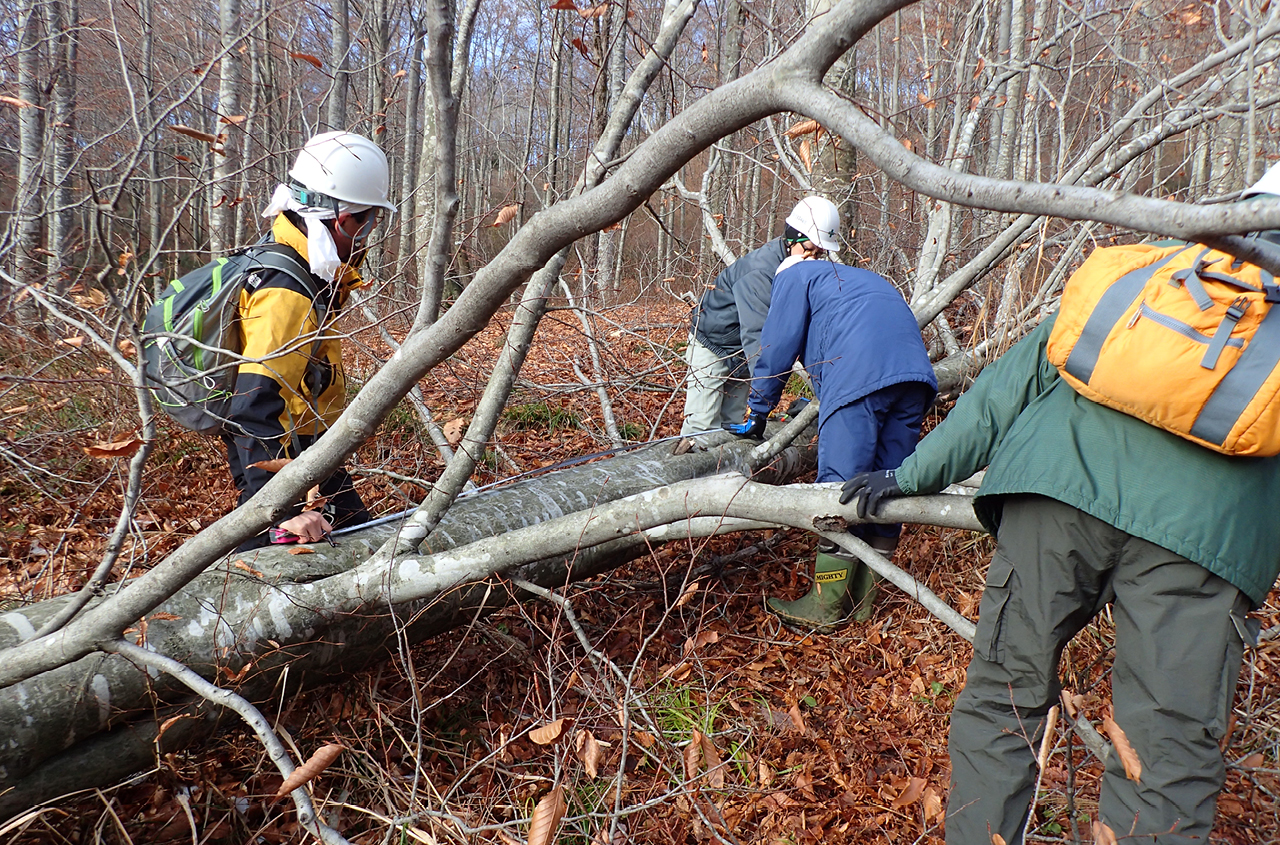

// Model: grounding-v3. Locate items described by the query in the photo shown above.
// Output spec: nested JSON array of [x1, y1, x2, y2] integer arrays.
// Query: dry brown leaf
[[683, 731, 703, 781], [85, 438, 145, 458], [0, 95, 38, 109], [248, 458, 292, 472], [118, 339, 137, 357], [167, 124, 220, 145], [393, 68, 408, 78], [798, 139, 812, 173], [530, 718, 568, 745], [784, 118, 819, 138], [787, 702, 806, 733], [1101, 716, 1142, 782], [972, 56, 986, 79], [528, 786, 566, 845], [492, 204, 520, 227], [632, 731, 655, 748], [288, 547, 316, 555], [1060, 689, 1083, 719], [757, 758, 774, 787], [219, 114, 247, 125], [442, 418, 467, 446], [1092, 821, 1119, 845], [275, 743, 343, 796], [233, 560, 265, 577], [60, 336, 85, 348], [674, 580, 699, 608], [290, 52, 324, 69], [700, 732, 724, 788], [3, 405, 30, 415], [682, 629, 719, 655], [580, 730, 603, 778], [890, 776, 927, 809], [1242, 752, 1266, 768], [922, 786, 943, 823], [550, 0, 578, 8]]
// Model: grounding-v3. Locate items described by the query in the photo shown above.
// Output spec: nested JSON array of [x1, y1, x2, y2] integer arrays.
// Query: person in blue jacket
[[682, 197, 842, 435], [730, 249, 936, 630]]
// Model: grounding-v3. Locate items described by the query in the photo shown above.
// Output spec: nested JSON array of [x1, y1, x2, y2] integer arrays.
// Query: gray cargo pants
[[946, 494, 1253, 844], [680, 336, 750, 435]]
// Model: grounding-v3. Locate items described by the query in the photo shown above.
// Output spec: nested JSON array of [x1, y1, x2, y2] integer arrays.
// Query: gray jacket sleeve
[[733, 263, 776, 369]]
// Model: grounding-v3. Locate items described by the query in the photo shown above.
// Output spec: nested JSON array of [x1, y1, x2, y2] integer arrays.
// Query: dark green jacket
[[896, 314, 1280, 605]]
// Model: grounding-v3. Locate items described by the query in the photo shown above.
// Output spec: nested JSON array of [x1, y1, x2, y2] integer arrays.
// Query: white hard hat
[[785, 196, 841, 253], [288, 131, 396, 213], [1243, 162, 1280, 198]]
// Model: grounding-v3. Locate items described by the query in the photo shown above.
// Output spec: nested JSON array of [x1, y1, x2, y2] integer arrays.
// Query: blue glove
[[724, 411, 768, 439], [839, 469, 903, 518]]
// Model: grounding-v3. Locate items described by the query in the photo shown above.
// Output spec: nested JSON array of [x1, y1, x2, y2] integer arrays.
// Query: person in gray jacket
[[680, 197, 841, 435]]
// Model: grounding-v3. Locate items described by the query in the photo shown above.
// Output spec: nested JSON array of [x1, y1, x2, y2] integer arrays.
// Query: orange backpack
[[1046, 241, 1280, 456]]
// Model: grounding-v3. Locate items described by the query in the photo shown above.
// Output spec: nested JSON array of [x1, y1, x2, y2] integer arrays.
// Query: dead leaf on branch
[[530, 718, 569, 745], [784, 118, 819, 138], [798, 139, 813, 173], [1101, 715, 1142, 782], [248, 458, 292, 472], [577, 3, 609, 17], [60, 336, 85, 348], [167, 124, 221, 146], [218, 114, 247, 125], [549, 0, 578, 9], [288, 547, 316, 555], [492, 204, 520, 227], [275, 743, 344, 797], [85, 438, 145, 458], [674, 580, 699, 608], [528, 786, 566, 845], [0, 95, 38, 109], [289, 52, 324, 69]]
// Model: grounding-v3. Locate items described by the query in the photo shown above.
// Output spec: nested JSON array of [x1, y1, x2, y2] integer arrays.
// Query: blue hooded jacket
[[748, 259, 937, 427]]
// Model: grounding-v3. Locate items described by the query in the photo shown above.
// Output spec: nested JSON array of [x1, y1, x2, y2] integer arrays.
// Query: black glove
[[781, 396, 811, 420], [724, 411, 768, 439], [839, 469, 903, 518]]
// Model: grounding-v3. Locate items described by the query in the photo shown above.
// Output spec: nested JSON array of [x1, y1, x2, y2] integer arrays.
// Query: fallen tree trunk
[[0, 431, 820, 817]]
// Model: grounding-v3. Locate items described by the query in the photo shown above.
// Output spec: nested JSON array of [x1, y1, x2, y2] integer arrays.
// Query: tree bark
[[209, 0, 242, 253], [0, 433, 820, 816]]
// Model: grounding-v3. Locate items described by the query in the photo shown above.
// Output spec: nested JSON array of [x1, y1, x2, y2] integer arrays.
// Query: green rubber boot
[[767, 551, 854, 633], [848, 536, 898, 622]]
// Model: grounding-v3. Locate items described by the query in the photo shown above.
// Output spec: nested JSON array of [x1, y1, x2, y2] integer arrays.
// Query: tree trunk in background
[[236, 0, 269, 244], [209, 0, 242, 254], [327, 0, 350, 130], [47, 0, 78, 292], [142, 0, 162, 277], [13, 0, 45, 297], [398, 28, 425, 286]]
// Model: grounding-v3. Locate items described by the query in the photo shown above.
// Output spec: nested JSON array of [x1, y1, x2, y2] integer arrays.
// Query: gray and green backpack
[[142, 244, 322, 434]]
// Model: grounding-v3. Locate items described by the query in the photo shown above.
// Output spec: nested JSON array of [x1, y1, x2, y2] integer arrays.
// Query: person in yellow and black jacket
[[224, 131, 396, 551]]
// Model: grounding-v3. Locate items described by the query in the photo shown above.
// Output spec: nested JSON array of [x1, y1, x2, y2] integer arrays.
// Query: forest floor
[[2, 295, 1279, 844]]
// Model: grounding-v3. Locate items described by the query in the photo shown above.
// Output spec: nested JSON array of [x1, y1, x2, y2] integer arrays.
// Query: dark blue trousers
[[817, 381, 934, 539]]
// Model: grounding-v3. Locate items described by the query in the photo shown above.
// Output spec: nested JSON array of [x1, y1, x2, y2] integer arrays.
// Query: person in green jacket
[[840, 299, 1280, 841]]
